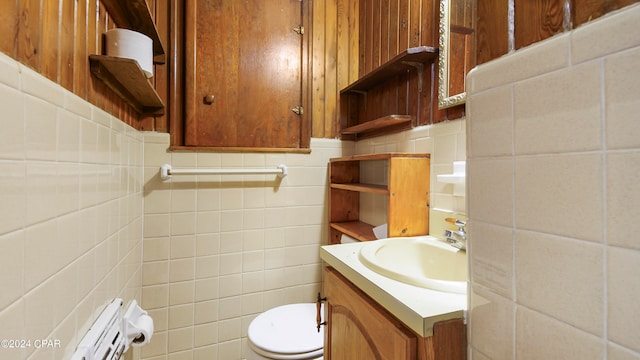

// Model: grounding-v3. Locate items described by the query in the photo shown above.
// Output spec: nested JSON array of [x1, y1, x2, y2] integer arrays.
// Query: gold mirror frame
[[438, 0, 467, 109]]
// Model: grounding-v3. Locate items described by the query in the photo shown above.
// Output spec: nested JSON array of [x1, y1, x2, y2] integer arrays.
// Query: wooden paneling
[[476, 0, 640, 65], [18, 0, 40, 70], [572, 0, 639, 26], [359, 0, 436, 75], [475, 0, 510, 65], [169, 0, 185, 145], [360, 0, 373, 75], [0, 2, 17, 56], [409, 0, 423, 47], [311, 0, 327, 138], [311, 0, 360, 139], [74, 0, 88, 97], [42, 0, 59, 82], [60, 0, 75, 91], [87, 0, 99, 106], [515, 0, 565, 49], [140, 0, 171, 131], [324, 0, 339, 140]]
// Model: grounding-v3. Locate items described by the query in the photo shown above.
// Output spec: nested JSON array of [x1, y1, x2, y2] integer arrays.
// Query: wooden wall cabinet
[[329, 153, 430, 244], [339, 46, 438, 140], [323, 267, 466, 360], [180, 0, 309, 151]]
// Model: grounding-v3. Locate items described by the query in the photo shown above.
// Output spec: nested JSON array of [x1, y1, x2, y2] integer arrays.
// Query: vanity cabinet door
[[323, 267, 417, 360]]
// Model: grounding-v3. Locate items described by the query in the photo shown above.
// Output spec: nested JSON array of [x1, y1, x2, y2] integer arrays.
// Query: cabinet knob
[[203, 95, 215, 105]]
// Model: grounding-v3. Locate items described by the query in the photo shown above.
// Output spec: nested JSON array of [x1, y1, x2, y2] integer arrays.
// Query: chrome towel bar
[[160, 164, 287, 180]]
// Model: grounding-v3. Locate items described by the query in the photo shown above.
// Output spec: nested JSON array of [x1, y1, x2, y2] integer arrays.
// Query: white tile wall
[[354, 119, 467, 229], [141, 135, 344, 359], [0, 52, 144, 359], [467, 4, 640, 359]]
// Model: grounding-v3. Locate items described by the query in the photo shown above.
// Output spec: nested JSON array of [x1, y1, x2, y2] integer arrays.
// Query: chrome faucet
[[444, 218, 467, 251]]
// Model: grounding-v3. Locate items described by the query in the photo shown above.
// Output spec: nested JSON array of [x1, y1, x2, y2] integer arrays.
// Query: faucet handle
[[445, 217, 466, 228]]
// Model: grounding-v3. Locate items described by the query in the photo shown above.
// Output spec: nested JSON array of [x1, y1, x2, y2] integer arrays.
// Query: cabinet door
[[185, 0, 306, 149], [324, 267, 417, 360]]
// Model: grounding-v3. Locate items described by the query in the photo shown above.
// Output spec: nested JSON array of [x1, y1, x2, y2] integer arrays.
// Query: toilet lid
[[248, 303, 324, 355]]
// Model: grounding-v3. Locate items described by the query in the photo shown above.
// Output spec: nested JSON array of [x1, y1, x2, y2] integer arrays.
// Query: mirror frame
[[438, 0, 467, 109]]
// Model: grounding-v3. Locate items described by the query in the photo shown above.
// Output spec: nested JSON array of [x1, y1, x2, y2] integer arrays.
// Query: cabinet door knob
[[203, 95, 215, 105]]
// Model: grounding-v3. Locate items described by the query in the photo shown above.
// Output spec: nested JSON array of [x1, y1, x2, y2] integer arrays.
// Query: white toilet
[[247, 303, 324, 360]]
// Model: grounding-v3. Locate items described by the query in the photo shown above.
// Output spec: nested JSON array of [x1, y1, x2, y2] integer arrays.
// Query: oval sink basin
[[358, 236, 467, 294]]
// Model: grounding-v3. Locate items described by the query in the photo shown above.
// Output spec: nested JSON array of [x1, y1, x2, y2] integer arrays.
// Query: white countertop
[[320, 241, 467, 337]]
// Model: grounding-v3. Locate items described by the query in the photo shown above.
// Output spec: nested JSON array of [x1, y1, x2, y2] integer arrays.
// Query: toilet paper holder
[[71, 298, 154, 360], [123, 299, 154, 348]]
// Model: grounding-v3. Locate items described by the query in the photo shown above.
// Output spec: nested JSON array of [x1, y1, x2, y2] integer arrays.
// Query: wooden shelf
[[330, 183, 389, 194], [339, 46, 438, 140], [341, 115, 414, 137], [340, 46, 438, 94], [89, 55, 165, 115], [330, 152, 431, 162], [330, 221, 376, 242], [101, 0, 166, 64]]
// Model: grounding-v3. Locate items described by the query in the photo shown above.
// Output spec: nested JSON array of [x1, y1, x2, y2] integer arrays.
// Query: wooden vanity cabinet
[[329, 153, 430, 244], [323, 267, 466, 360]]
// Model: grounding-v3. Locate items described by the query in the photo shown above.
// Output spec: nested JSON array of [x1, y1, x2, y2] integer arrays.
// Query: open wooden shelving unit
[[89, 0, 166, 115], [340, 46, 438, 140], [328, 153, 430, 244]]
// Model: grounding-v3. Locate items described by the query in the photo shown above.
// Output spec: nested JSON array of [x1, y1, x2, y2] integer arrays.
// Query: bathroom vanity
[[320, 241, 467, 359]]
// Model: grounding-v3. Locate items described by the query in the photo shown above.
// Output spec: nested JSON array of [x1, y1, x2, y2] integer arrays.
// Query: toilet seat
[[248, 303, 324, 360]]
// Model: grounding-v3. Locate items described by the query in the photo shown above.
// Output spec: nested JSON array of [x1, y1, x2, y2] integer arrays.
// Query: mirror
[[438, 0, 474, 109]]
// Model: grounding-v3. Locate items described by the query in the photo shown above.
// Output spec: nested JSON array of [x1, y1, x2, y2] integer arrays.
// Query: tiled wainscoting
[[0, 52, 144, 359], [467, 5, 640, 359]]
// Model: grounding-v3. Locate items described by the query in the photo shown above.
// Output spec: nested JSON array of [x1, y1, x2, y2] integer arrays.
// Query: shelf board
[[341, 115, 414, 137], [89, 55, 165, 115], [330, 221, 377, 242], [330, 183, 389, 194], [101, 0, 166, 63], [340, 46, 438, 94], [330, 152, 431, 162]]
